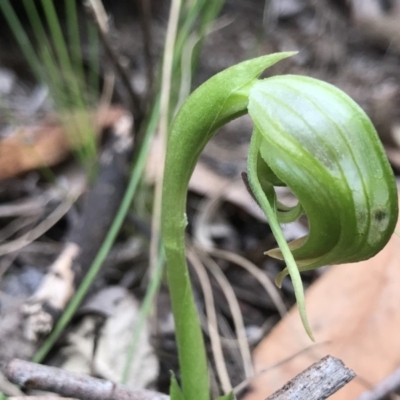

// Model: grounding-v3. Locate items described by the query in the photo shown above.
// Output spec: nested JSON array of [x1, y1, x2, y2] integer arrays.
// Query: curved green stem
[[162, 53, 294, 400]]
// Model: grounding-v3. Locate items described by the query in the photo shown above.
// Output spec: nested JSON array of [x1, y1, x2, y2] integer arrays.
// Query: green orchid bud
[[245, 75, 398, 338], [161, 53, 398, 399], [247, 75, 398, 282]]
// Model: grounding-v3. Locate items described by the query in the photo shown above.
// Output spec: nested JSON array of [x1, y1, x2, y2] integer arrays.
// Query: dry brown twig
[[3, 356, 354, 400], [195, 246, 253, 379], [266, 355, 355, 400], [3, 359, 168, 400]]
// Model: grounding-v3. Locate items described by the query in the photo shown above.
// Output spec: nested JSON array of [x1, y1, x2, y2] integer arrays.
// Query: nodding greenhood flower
[[162, 52, 398, 399], [247, 75, 398, 282], [244, 72, 398, 336]]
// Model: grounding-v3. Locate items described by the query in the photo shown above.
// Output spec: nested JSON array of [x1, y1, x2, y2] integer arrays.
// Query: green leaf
[[170, 374, 186, 400]]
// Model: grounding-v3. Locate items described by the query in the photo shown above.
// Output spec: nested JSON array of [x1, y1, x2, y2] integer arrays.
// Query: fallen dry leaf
[[59, 286, 158, 390], [244, 194, 400, 400], [0, 106, 128, 180]]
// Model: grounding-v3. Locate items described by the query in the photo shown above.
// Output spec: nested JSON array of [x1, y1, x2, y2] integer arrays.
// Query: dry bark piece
[[244, 195, 400, 400]]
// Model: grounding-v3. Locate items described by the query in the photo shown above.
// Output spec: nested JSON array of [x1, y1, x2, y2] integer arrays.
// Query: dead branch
[[266, 355, 355, 400], [3, 359, 168, 400], [23, 112, 134, 341]]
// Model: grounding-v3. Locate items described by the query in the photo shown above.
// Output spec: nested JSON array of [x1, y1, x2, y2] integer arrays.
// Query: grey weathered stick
[[4, 359, 168, 400], [266, 355, 356, 400], [357, 365, 400, 400]]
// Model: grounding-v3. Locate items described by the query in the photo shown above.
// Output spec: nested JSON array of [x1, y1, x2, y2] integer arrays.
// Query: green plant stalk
[[177, 0, 223, 60], [66, 0, 85, 88], [175, 0, 225, 113], [189, 0, 224, 72], [171, 0, 224, 114], [162, 53, 293, 400], [22, 0, 66, 104], [40, 0, 74, 77]]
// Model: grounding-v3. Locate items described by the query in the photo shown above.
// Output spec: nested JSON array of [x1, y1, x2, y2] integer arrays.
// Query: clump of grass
[[0, 0, 100, 167]]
